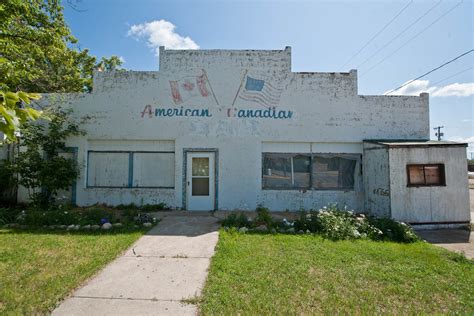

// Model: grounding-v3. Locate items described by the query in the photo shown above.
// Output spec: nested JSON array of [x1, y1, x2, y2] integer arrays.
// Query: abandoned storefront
[[19, 47, 470, 225]]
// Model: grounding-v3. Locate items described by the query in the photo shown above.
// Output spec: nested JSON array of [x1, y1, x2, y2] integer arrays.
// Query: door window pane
[[192, 178, 209, 196], [192, 158, 209, 176]]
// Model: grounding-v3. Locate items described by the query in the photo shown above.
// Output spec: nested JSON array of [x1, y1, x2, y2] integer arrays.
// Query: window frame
[[261, 152, 360, 191], [86, 150, 175, 189], [406, 163, 446, 187]]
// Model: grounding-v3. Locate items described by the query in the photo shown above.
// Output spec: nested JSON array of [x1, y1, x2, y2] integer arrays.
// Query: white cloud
[[448, 136, 474, 144], [118, 56, 126, 63], [431, 83, 474, 97], [127, 20, 199, 55], [384, 80, 436, 96], [384, 80, 474, 97]]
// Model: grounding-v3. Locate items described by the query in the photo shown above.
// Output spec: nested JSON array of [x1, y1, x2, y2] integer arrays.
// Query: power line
[[361, 0, 464, 77], [340, 0, 413, 69], [385, 49, 474, 95], [356, 0, 442, 69], [430, 66, 474, 86]]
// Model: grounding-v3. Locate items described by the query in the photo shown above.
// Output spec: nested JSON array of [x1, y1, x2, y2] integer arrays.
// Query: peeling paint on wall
[[24, 47, 431, 211]]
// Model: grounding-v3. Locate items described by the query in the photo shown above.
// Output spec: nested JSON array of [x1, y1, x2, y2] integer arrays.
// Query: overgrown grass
[[199, 231, 474, 314], [0, 228, 144, 314]]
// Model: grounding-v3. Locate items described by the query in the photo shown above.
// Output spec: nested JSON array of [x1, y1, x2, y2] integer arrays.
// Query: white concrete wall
[[20, 47, 430, 210], [389, 146, 470, 223], [363, 143, 391, 217]]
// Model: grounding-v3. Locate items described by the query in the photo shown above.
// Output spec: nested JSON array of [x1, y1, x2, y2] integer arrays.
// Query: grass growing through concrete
[[200, 231, 474, 314], [0, 228, 144, 314]]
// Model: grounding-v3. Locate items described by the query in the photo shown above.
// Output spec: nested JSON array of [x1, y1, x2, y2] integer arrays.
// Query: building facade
[[19, 47, 470, 225]]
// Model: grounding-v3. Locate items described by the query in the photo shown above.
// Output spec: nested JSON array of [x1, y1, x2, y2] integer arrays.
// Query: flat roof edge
[[363, 139, 468, 148], [160, 46, 292, 53]]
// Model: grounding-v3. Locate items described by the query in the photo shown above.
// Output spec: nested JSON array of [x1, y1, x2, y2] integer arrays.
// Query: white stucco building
[[17, 47, 471, 226]]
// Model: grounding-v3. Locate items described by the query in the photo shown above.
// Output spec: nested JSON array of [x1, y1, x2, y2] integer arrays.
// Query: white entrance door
[[186, 152, 215, 211]]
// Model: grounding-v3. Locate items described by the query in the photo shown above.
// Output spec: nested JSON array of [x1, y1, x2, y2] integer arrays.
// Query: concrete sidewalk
[[53, 214, 219, 316], [416, 229, 473, 260]]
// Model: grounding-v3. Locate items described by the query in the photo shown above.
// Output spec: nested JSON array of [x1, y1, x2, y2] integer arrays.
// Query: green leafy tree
[[1, 0, 96, 92], [0, 0, 122, 141], [0, 91, 42, 142], [0, 159, 16, 204], [10, 107, 83, 207], [97, 56, 124, 72]]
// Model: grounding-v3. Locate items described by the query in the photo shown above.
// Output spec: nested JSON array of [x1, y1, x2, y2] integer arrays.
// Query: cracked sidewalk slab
[[73, 257, 210, 300], [53, 214, 220, 316]]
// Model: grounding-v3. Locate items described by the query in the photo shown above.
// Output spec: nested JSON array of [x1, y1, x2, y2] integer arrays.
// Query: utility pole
[[433, 126, 444, 141]]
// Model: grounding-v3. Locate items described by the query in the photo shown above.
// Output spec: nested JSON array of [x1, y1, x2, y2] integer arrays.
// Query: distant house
[[17, 46, 470, 227]]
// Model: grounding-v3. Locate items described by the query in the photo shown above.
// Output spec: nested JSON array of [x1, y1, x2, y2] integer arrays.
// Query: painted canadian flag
[[169, 71, 215, 105]]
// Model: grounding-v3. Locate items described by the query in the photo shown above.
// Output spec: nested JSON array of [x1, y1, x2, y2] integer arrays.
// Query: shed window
[[407, 164, 445, 186], [262, 153, 311, 189], [312, 155, 357, 190], [87, 151, 175, 188]]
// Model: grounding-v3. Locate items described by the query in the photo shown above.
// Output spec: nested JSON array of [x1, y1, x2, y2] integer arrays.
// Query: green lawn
[[200, 231, 474, 315], [0, 228, 144, 314]]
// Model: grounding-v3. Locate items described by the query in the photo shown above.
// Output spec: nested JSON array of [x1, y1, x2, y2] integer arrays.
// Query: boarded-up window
[[88, 152, 129, 187], [87, 151, 175, 188], [133, 153, 174, 187], [407, 164, 445, 186], [262, 153, 311, 189], [312, 154, 358, 190]]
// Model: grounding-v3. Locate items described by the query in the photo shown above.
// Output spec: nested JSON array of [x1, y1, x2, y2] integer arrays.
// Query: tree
[[10, 107, 83, 207], [97, 56, 124, 72], [0, 0, 122, 142], [0, 91, 42, 142], [0, 0, 123, 93]]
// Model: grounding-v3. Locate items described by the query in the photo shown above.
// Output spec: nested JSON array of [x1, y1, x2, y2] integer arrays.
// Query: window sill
[[262, 188, 355, 192], [85, 186, 175, 189], [407, 184, 446, 188]]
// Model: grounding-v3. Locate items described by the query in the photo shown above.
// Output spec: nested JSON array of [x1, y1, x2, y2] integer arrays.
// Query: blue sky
[[64, 0, 473, 153]]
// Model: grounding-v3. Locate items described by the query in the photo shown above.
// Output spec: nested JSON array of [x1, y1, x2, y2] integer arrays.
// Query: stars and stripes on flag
[[169, 73, 211, 105], [238, 75, 284, 108]]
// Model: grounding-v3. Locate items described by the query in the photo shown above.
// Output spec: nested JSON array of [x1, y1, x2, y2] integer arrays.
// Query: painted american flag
[[238, 75, 284, 108]]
